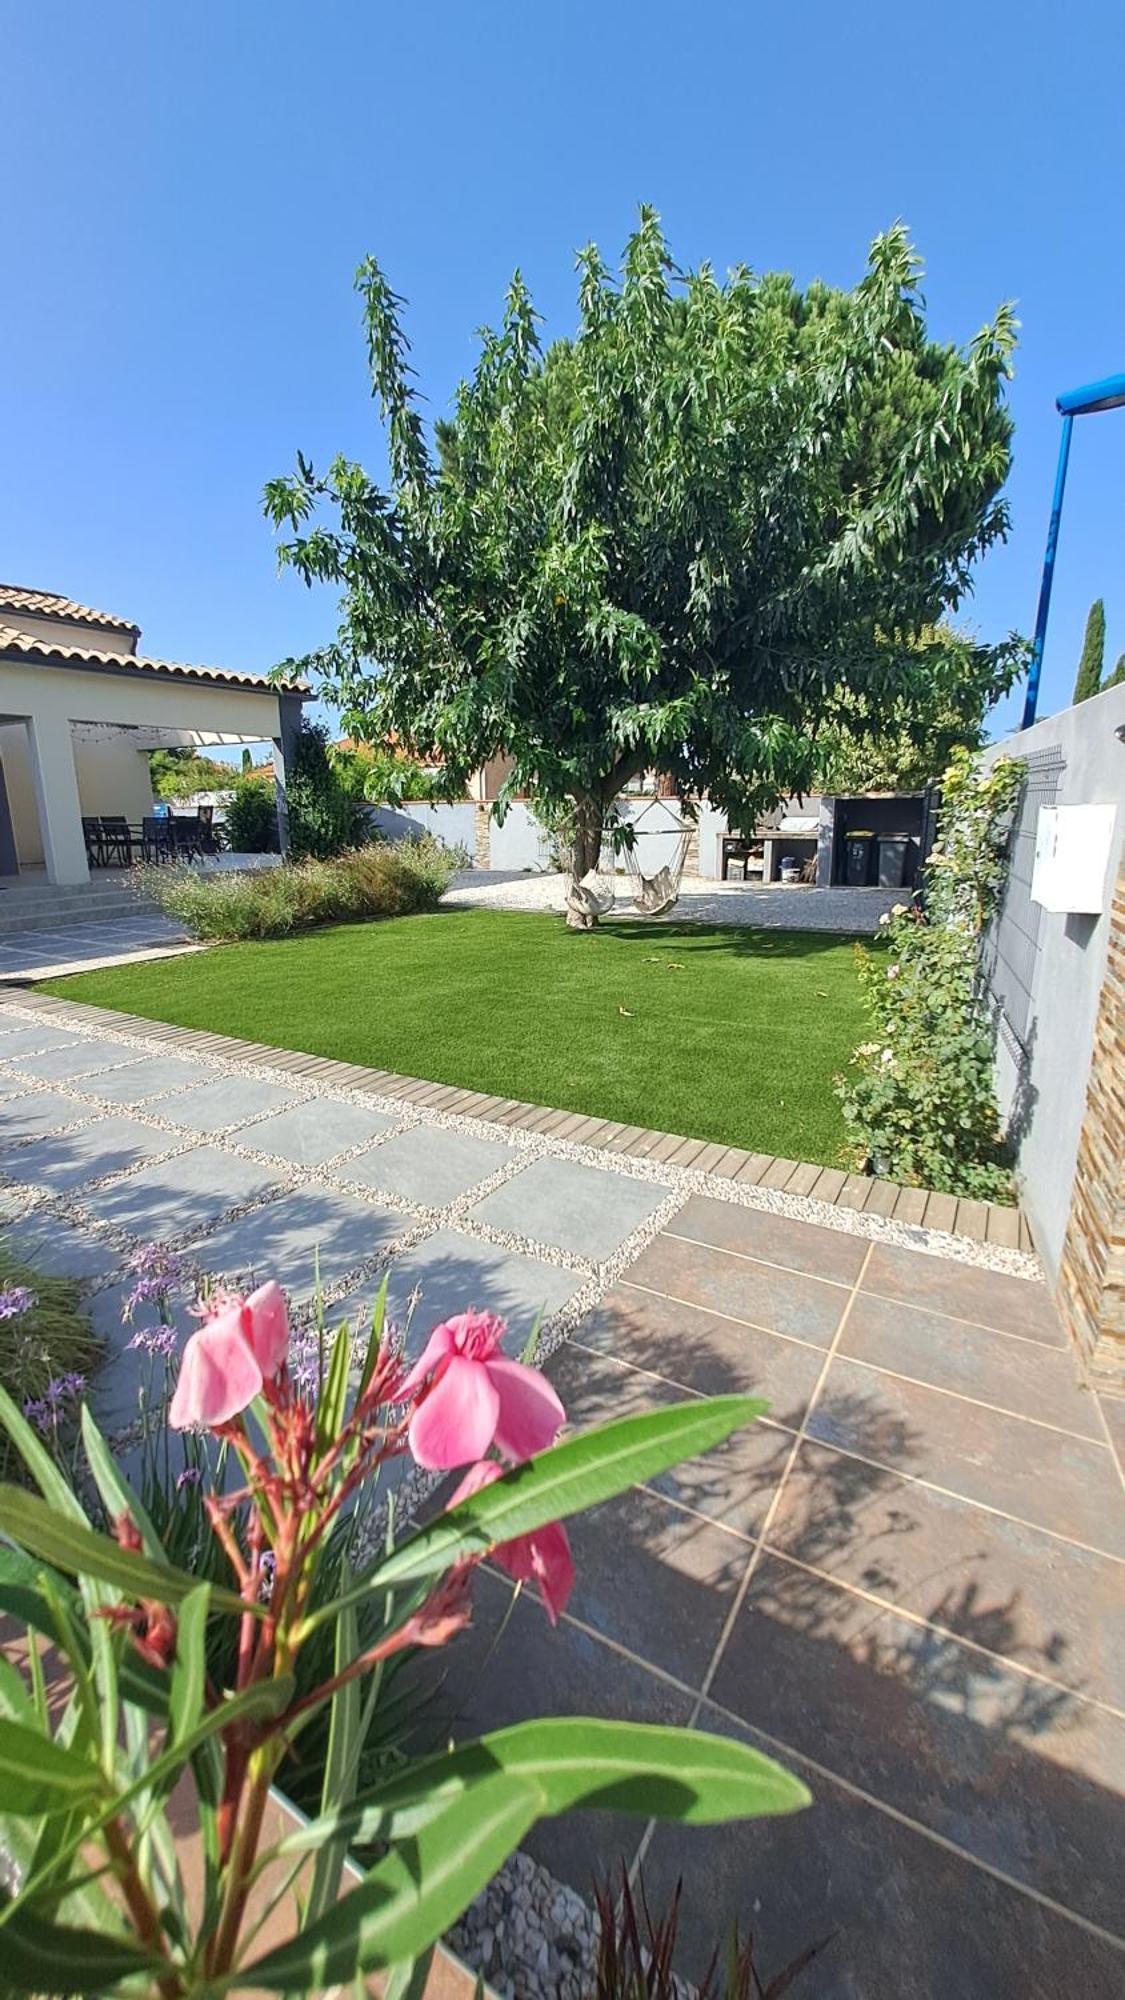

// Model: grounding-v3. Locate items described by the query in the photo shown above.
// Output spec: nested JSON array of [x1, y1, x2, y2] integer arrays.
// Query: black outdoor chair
[[169, 813, 205, 862], [141, 816, 175, 864], [99, 816, 133, 868], [196, 804, 219, 855], [82, 817, 105, 868]]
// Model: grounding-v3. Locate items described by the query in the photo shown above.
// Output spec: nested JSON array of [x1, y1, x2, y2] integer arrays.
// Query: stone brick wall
[[473, 803, 492, 869], [1057, 860, 1125, 1383]]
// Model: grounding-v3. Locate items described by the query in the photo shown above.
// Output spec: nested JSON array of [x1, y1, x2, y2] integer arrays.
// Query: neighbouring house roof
[[0, 624, 309, 695], [0, 585, 141, 637]]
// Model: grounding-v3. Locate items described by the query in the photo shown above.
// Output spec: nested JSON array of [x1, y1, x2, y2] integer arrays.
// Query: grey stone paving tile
[[230, 1099, 397, 1167], [808, 1355, 1125, 1561], [575, 1281, 823, 1427], [337, 1226, 583, 1356], [1, 1116, 180, 1194], [626, 1232, 849, 1347], [768, 1438, 1125, 1711], [194, 1187, 408, 1300], [1, 1213, 118, 1281], [0, 1090, 95, 1145], [0, 1024, 84, 1054], [645, 1704, 1125, 1999], [80, 1054, 217, 1104], [4, 1039, 145, 1083], [342, 1125, 514, 1206], [469, 1154, 670, 1261], [709, 1553, 1125, 1936], [83, 1146, 280, 1243], [157, 1074, 296, 1135]]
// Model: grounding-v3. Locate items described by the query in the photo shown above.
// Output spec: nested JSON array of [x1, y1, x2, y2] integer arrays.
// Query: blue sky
[[3, 0, 1122, 756]]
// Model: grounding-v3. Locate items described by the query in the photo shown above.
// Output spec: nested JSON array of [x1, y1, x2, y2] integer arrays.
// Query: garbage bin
[[876, 834, 911, 888], [843, 832, 874, 886]]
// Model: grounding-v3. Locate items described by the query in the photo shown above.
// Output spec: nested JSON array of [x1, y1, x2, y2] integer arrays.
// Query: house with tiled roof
[[0, 588, 309, 883]]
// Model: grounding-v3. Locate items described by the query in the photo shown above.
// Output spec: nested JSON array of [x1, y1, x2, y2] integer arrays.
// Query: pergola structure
[[0, 587, 309, 884]]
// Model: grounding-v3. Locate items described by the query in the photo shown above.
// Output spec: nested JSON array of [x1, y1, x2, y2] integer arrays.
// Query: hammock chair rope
[[566, 799, 691, 919]]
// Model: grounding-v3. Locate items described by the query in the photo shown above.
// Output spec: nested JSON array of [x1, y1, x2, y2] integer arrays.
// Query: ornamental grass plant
[[140, 835, 464, 942]]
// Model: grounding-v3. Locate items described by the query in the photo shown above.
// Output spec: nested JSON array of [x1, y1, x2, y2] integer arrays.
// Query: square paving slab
[[157, 1074, 296, 1134], [4, 1039, 147, 1083], [1, 1213, 118, 1281], [338, 1225, 584, 1353], [468, 1154, 670, 1260], [193, 1186, 409, 1300], [0, 1023, 85, 1054], [0, 1090, 94, 1145], [0, 1115, 180, 1194], [341, 1124, 514, 1206], [82, 1145, 281, 1242], [230, 1099, 397, 1167], [80, 1053, 217, 1104]]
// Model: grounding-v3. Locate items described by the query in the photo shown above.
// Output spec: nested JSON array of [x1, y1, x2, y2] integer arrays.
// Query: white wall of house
[[74, 739, 155, 824], [366, 801, 478, 854], [0, 659, 290, 883], [488, 802, 554, 871]]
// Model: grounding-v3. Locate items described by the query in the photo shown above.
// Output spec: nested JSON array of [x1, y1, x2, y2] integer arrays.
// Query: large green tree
[[814, 624, 1023, 793], [1073, 598, 1106, 703], [265, 211, 1017, 922]]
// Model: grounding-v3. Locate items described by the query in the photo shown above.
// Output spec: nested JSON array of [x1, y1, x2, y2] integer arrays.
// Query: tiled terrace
[[0, 995, 1120, 1994]]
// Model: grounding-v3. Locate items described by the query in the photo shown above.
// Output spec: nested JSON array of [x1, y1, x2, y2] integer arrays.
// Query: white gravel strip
[[445, 869, 902, 933]]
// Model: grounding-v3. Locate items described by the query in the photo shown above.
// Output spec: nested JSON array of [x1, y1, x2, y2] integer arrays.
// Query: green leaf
[[0, 1483, 251, 1617], [370, 1396, 767, 1595], [277, 1716, 808, 1857], [0, 1546, 171, 1719], [79, 1404, 167, 1563], [306, 1582, 361, 1924], [357, 1273, 389, 1401], [383, 1948, 435, 2000], [0, 1892, 163, 1995], [235, 1773, 541, 1990], [0, 1716, 106, 1816], [170, 1584, 210, 1745], [316, 1319, 353, 1452], [0, 1383, 89, 1522]]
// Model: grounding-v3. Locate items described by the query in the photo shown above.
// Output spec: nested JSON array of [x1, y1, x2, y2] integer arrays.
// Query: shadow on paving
[[405, 1299, 1125, 1998]]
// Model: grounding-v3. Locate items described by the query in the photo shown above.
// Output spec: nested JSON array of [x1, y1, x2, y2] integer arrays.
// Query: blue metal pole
[[1021, 411, 1074, 731]]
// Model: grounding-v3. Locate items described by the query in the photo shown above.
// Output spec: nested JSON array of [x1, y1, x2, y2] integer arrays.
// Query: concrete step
[[0, 897, 165, 935]]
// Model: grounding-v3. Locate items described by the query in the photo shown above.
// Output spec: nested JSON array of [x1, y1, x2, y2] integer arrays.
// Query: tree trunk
[[565, 794, 605, 930]]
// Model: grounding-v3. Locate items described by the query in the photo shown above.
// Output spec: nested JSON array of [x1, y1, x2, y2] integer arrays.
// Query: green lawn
[[41, 910, 868, 1166]]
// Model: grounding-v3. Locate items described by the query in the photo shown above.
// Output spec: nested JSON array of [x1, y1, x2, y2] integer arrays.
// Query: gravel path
[[446, 870, 902, 932]]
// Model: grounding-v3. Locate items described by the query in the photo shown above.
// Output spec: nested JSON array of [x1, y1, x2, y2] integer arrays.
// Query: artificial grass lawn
[[41, 910, 868, 1166]]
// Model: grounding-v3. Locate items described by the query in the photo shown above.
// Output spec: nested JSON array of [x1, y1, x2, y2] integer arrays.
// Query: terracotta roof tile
[[0, 624, 308, 695], [0, 585, 140, 635]]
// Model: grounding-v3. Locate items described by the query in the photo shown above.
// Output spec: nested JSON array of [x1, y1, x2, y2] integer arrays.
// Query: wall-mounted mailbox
[[1031, 803, 1118, 914]]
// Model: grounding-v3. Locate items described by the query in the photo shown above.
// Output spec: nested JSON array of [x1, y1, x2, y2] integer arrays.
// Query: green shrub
[[0, 1246, 101, 1479], [286, 719, 370, 860], [836, 749, 1023, 1201], [140, 835, 465, 941], [225, 774, 280, 852]]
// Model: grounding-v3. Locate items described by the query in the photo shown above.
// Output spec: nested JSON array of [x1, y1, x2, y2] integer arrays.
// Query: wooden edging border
[[1, 989, 1033, 1256]]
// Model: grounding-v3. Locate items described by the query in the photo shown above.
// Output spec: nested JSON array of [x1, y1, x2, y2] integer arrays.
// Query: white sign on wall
[[1030, 803, 1118, 915]]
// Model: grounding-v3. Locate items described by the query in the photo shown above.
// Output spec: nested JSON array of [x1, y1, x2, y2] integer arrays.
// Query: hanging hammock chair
[[622, 797, 692, 916], [564, 822, 618, 921]]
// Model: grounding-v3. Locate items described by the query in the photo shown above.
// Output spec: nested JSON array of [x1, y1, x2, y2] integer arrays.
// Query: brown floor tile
[[574, 1283, 825, 1420], [643, 1705, 1125, 1999], [767, 1440, 1125, 1710], [549, 1343, 796, 1540], [708, 1555, 1125, 1935], [863, 1242, 1065, 1345], [564, 1485, 750, 1686], [626, 1234, 848, 1347], [410, 1570, 693, 1899], [840, 1290, 1103, 1438], [666, 1193, 868, 1286], [1099, 1393, 1125, 1478], [808, 1355, 1125, 1559]]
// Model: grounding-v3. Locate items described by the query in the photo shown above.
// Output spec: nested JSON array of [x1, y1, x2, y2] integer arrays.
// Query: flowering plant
[[0, 1274, 806, 1995]]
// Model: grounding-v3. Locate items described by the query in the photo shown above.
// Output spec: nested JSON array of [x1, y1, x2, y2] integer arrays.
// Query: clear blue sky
[[4, 0, 1122, 752]]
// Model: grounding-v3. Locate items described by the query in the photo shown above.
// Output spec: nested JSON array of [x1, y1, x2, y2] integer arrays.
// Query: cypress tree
[[1073, 598, 1106, 702], [1105, 651, 1125, 690]]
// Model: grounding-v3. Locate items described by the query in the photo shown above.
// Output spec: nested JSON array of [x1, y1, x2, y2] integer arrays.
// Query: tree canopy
[[814, 624, 1023, 793], [265, 210, 1019, 908]]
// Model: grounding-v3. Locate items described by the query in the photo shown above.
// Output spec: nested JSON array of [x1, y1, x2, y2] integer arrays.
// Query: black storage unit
[[844, 832, 874, 886], [877, 834, 911, 888]]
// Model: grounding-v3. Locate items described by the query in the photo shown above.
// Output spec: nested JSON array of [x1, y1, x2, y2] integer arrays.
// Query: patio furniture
[[141, 816, 175, 864], [82, 816, 106, 868], [98, 815, 134, 867]]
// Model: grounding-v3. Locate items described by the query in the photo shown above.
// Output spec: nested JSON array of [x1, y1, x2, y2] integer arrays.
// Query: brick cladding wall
[[1057, 861, 1125, 1383]]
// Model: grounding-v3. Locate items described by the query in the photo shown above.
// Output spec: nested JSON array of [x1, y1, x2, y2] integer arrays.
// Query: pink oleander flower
[[400, 1309, 565, 1470], [452, 1459, 576, 1625], [169, 1280, 289, 1430]]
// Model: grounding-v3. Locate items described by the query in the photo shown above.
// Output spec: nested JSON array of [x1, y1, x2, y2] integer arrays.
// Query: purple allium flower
[[0, 1287, 37, 1320], [127, 1324, 179, 1358], [22, 1397, 50, 1434], [176, 1465, 201, 1491], [122, 1245, 184, 1322]]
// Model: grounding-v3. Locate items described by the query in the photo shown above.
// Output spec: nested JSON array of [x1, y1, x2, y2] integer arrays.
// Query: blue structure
[[1022, 371, 1125, 730]]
